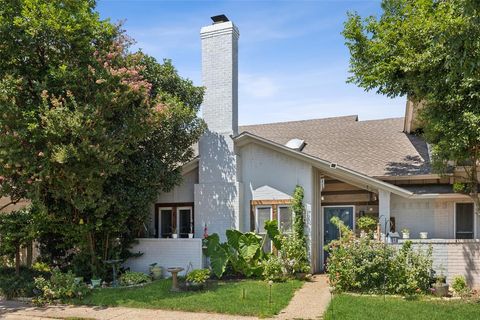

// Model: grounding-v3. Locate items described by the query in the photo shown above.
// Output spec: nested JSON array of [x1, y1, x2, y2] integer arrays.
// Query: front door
[[323, 206, 354, 267]]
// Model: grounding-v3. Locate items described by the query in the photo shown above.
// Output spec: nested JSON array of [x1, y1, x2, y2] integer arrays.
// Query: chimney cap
[[211, 14, 229, 24]]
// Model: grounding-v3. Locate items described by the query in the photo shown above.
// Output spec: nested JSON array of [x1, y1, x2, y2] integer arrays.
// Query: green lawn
[[324, 294, 480, 320], [74, 279, 303, 317]]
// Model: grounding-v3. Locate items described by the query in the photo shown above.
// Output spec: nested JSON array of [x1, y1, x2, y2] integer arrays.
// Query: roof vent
[[285, 138, 306, 151], [211, 14, 229, 24]]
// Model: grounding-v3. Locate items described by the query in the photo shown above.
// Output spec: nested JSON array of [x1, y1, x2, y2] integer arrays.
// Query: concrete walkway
[[0, 275, 331, 320], [276, 275, 331, 320]]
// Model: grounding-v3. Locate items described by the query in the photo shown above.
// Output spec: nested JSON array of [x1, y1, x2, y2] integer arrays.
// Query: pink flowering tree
[[0, 0, 204, 276]]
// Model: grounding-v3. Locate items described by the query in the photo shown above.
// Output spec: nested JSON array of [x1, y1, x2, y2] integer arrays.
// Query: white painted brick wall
[[194, 19, 242, 241], [392, 240, 480, 288], [124, 239, 203, 277], [194, 182, 242, 241]]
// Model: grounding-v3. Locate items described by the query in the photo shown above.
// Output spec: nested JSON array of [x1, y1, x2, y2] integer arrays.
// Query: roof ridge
[[239, 115, 359, 128]]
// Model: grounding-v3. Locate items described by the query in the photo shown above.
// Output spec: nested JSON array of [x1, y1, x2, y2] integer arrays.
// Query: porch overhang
[[234, 132, 413, 198]]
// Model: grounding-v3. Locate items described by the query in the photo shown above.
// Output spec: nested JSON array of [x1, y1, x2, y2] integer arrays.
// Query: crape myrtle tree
[[343, 0, 480, 211], [0, 0, 205, 276]]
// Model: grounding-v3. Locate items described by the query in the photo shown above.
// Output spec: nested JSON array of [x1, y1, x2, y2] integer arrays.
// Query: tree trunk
[[87, 231, 98, 276], [26, 241, 33, 268], [15, 246, 20, 276]]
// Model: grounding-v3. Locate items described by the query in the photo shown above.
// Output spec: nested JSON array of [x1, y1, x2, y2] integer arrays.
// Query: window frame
[[155, 202, 194, 238], [454, 202, 476, 240]]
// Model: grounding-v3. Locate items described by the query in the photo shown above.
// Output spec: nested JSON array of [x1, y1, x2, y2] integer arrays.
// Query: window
[[456, 203, 474, 239], [251, 200, 293, 252], [160, 208, 173, 238], [178, 207, 193, 238], [156, 203, 194, 238], [256, 206, 272, 252], [256, 206, 272, 234], [278, 205, 293, 233]]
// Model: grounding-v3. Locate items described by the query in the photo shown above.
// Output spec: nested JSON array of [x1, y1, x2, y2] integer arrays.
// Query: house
[[126, 14, 480, 285]]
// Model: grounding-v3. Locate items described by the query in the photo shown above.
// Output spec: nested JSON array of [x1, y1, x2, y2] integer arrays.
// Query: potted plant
[[432, 274, 449, 297], [74, 276, 84, 285], [356, 216, 377, 238], [149, 263, 163, 280], [172, 227, 178, 239], [91, 276, 102, 288], [185, 269, 211, 290], [401, 228, 410, 239]]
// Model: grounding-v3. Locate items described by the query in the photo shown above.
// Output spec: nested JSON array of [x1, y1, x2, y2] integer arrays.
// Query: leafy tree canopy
[[0, 0, 205, 275], [343, 0, 480, 208]]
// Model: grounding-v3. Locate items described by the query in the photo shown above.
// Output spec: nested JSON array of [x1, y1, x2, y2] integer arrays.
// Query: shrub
[[186, 269, 211, 284], [204, 231, 264, 278], [262, 255, 286, 282], [452, 275, 470, 297], [119, 271, 150, 286], [0, 266, 49, 299], [278, 234, 310, 274], [326, 233, 432, 296], [33, 269, 90, 304], [32, 262, 51, 273]]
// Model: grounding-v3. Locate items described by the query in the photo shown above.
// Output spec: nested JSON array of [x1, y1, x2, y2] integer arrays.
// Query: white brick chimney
[[194, 15, 243, 240]]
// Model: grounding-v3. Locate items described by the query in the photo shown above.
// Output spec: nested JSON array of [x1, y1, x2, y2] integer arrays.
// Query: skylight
[[285, 138, 306, 151]]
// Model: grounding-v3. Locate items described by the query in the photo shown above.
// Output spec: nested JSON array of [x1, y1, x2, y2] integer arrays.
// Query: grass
[[74, 278, 303, 317], [324, 294, 480, 320]]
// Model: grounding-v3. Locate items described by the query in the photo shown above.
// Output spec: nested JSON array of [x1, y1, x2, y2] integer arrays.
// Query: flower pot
[[420, 232, 428, 239], [91, 279, 102, 288], [172, 234, 178, 239], [150, 266, 163, 280], [432, 283, 449, 297], [74, 277, 84, 285], [188, 233, 194, 238], [402, 232, 410, 239]]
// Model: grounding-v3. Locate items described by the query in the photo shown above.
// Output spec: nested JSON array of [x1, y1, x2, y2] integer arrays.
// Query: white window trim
[[255, 205, 273, 234], [278, 205, 294, 233], [321, 205, 356, 233], [454, 202, 476, 240]]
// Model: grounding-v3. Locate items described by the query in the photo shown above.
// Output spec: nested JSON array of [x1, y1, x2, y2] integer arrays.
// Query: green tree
[[343, 0, 480, 210], [0, 0, 204, 276], [0, 207, 36, 275]]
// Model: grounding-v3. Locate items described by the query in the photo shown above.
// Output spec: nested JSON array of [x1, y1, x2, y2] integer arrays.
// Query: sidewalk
[[0, 275, 331, 320]]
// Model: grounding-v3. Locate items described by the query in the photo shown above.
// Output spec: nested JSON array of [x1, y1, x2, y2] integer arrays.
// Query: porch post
[[378, 190, 391, 235]]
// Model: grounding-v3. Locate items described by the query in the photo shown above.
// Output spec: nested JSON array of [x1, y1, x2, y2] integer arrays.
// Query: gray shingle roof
[[239, 116, 431, 177]]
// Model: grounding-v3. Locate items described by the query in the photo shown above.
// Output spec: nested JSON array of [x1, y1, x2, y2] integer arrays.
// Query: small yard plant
[[451, 275, 470, 297], [0, 266, 50, 299], [33, 269, 90, 305], [186, 269, 211, 284], [119, 271, 151, 286]]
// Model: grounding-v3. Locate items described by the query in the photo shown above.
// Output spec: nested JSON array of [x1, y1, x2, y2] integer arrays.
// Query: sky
[[97, 0, 406, 125]]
